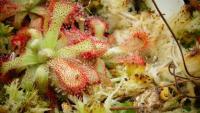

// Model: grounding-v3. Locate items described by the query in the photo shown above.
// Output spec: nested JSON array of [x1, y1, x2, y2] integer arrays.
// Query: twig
[[152, 0, 200, 79]]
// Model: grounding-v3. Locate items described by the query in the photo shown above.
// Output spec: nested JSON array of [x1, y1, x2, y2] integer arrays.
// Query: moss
[[3, 79, 50, 113]]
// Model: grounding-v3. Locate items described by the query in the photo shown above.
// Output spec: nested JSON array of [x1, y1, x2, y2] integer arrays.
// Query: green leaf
[[1, 57, 22, 74], [21, 67, 37, 91], [1, 49, 40, 74], [35, 64, 49, 94], [56, 39, 94, 58], [40, 1, 72, 49]]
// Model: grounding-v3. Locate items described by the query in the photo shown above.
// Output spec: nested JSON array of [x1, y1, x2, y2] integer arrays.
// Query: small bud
[[38, 48, 55, 61], [28, 29, 43, 39], [35, 64, 49, 93], [29, 39, 40, 50]]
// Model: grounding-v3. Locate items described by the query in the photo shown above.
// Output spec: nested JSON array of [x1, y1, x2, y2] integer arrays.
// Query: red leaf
[[80, 51, 97, 60], [80, 40, 109, 59], [48, 0, 56, 12], [132, 31, 149, 50], [49, 58, 89, 95], [85, 17, 108, 36], [11, 28, 30, 54], [49, 58, 100, 95], [79, 64, 100, 85], [121, 31, 149, 52], [62, 28, 90, 45], [64, 3, 84, 26]]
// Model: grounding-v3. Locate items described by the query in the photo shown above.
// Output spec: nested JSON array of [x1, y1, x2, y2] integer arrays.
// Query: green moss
[[0, 23, 13, 54], [3, 79, 50, 113]]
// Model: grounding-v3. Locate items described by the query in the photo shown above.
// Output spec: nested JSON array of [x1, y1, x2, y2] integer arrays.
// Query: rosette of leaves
[[10, 0, 47, 28], [1, 1, 102, 95], [0, 23, 13, 55]]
